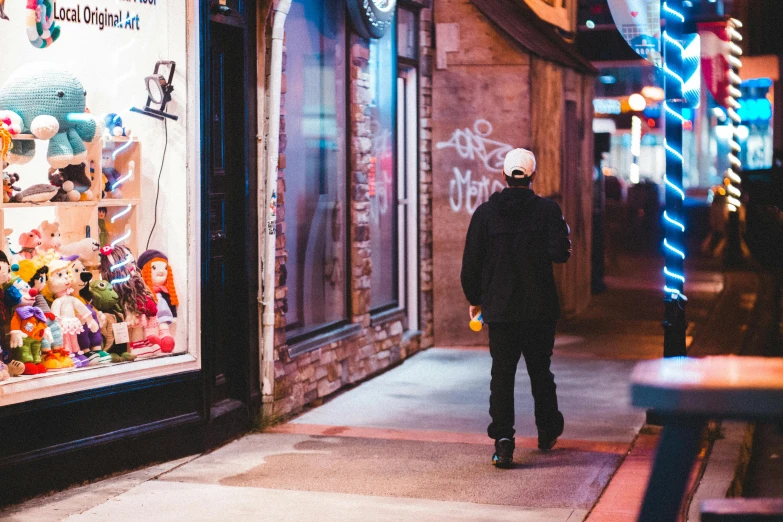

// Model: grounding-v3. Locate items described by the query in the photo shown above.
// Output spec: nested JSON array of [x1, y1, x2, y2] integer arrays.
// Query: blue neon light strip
[[664, 239, 685, 259], [110, 230, 131, 248], [664, 211, 685, 232], [111, 275, 131, 286], [664, 267, 685, 283], [111, 253, 133, 272], [662, 2, 684, 22], [111, 204, 133, 223], [661, 1, 689, 299]]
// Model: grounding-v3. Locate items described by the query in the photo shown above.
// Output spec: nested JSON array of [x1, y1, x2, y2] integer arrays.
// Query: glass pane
[[369, 21, 398, 310], [285, 0, 348, 337], [397, 9, 417, 60], [0, 0, 192, 389]]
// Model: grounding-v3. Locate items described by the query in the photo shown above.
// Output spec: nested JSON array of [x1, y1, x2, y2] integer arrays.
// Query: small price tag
[[112, 322, 130, 345]]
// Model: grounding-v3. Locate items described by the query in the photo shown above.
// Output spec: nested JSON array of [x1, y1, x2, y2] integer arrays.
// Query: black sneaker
[[492, 438, 515, 468], [537, 412, 565, 450]]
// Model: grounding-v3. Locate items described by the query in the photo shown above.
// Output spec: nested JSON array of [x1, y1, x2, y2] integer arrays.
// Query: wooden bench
[[630, 356, 783, 522]]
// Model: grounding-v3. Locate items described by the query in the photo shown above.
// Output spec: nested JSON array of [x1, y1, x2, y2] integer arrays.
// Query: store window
[[397, 9, 416, 61], [368, 18, 397, 311], [285, 0, 348, 338], [0, 0, 195, 401]]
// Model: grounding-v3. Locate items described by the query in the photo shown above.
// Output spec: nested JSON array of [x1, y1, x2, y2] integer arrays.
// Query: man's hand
[[469, 305, 481, 320]]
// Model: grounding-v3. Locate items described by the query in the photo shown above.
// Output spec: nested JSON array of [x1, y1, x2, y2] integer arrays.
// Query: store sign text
[[54, 2, 143, 30]]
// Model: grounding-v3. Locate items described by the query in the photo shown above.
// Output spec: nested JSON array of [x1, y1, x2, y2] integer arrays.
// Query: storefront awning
[[471, 0, 598, 75]]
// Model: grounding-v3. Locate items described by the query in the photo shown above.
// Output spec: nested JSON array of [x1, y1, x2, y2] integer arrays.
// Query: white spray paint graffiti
[[449, 168, 505, 214], [436, 119, 513, 214]]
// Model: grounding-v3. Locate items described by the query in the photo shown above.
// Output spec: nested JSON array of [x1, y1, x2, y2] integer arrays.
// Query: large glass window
[[0, 0, 196, 401], [368, 19, 398, 311], [285, 0, 348, 338]]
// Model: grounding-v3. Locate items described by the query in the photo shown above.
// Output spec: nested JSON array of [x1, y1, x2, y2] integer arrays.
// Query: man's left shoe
[[492, 438, 515, 469], [538, 412, 565, 450]]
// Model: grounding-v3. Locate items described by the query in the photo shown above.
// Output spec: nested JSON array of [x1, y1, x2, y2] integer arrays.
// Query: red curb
[[267, 423, 629, 455]]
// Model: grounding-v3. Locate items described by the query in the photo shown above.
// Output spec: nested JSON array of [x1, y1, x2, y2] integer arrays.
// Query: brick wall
[[268, 6, 434, 420]]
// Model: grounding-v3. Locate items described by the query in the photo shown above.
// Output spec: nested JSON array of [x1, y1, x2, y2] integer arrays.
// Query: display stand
[[1, 135, 142, 268]]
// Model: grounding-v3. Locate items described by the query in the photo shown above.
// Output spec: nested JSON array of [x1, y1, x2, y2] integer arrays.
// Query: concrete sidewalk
[[0, 255, 728, 521]]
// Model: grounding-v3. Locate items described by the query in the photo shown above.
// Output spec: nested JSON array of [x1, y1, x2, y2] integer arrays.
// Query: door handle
[[211, 231, 226, 241]]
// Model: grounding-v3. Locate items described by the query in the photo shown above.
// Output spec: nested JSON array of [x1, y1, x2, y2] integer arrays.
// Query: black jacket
[[460, 188, 571, 322]]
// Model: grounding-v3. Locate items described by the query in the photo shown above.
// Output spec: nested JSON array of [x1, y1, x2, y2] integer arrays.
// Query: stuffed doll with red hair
[[138, 249, 177, 353]]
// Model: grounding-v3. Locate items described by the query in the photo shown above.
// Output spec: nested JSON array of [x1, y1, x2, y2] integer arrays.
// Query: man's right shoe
[[537, 412, 565, 450], [492, 438, 515, 469]]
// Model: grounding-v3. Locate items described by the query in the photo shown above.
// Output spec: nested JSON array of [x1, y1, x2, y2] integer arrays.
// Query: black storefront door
[[202, 6, 258, 443]]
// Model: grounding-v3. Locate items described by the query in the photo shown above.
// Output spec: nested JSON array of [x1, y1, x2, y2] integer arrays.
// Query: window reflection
[[285, 0, 347, 337]]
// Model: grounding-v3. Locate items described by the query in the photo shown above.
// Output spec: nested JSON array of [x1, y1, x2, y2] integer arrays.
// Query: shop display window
[[0, 0, 198, 403]]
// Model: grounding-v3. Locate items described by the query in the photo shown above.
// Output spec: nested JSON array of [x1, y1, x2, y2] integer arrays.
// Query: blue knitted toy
[[0, 64, 102, 169]]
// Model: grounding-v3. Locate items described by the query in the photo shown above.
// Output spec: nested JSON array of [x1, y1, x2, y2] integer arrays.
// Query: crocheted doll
[[4, 275, 53, 375], [37, 220, 62, 254], [99, 245, 161, 359], [98, 207, 110, 247], [88, 279, 135, 363], [13, 259, 72, 370], [17, 229, 42, 260], [46, 259, 99, 367], [138, 249, 177, 353], [69, 257, 110, 365], [0, 251, 24, 377]]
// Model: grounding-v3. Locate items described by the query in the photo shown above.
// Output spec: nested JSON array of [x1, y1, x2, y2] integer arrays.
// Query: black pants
[[487, 321, 561, 440]]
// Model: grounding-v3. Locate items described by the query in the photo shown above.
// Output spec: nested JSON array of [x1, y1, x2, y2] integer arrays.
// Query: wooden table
[[631, 356, 783, 522]]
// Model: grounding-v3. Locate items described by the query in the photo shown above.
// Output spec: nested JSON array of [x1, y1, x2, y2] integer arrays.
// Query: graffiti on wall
[[449, 167, 505, 215], [436, 119, 512, 214]]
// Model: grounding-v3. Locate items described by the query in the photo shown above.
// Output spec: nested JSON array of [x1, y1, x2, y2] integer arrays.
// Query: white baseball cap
[[503, 148, 536, 178]]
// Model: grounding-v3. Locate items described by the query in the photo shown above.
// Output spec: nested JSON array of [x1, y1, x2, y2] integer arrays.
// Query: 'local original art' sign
[[16, 0, 152, 49], [53, 2, 144, 31]]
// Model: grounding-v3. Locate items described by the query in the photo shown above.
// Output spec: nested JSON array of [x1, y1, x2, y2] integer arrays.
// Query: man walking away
[[461, 148, 572, 469]]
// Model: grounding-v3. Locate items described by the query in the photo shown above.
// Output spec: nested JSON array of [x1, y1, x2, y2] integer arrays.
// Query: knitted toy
[[46, 258, 99, 367], [12, 183, 59, 203], [3, 172, 19, 202], [48, 165, 81, 202], [16, 229, 41, 259], [0, 64, 101, 169], [98, 207, 110, 247], [87, 279, 135, 362], [49, 163, 93, 201], [13, 259, 72, 370], [102, 113, 131, 139], [100, 151, 128, 199], [0, 111, 21, 165], [70, 257, 111, 364], [37, 220, 61, 253], [138, 249, 178, 353], [0, 251, 23, 376], [99, 245, 161, 359], [26, 0, 60, 48], [60, 237, 100, 265], [4, 276, 53, 375]]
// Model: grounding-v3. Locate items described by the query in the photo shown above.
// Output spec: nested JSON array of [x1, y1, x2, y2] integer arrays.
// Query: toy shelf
[[1, 136, 143, 262], [10, 135, 135, 143], [3, 201, 97, 208]]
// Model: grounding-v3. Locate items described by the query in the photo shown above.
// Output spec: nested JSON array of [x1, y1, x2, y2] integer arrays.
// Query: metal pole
[[661, 0, 688, 357]]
